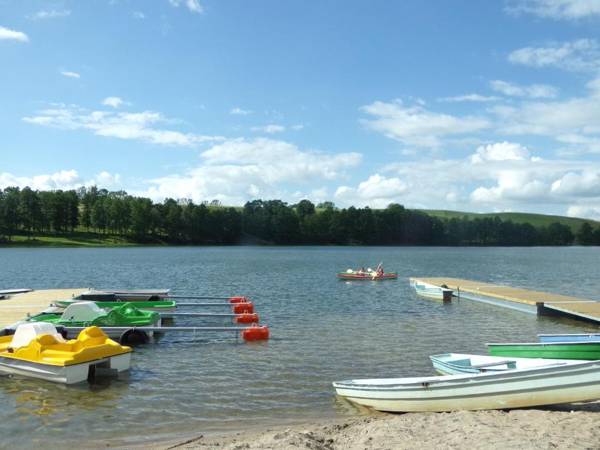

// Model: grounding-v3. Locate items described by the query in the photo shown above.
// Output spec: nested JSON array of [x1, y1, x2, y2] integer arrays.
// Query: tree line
[[1, 186, 599, 246]]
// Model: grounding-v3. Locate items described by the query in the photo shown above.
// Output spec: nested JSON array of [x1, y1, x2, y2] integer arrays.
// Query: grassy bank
[[1, 231, 143, 247], [420, 210, 596, 233]]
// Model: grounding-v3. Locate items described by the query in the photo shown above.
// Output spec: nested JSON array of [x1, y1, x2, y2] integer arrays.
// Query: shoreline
[[106, 402, 600, 450]]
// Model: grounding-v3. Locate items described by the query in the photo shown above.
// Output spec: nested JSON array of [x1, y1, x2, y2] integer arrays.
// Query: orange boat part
[[234, 313, 259, 324], [229, 296, 250, 303], [242, 325, 269, 341], [232, 303, 254, 314]]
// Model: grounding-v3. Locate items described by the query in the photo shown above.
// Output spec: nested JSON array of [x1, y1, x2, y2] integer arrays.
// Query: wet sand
[[148, 401, 600, 450]]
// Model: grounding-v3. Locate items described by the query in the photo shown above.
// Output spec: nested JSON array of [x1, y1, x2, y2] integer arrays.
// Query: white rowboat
[[430, 353, 584, 375], [410, 280, 453, 301], [333, 360, 600, 412]]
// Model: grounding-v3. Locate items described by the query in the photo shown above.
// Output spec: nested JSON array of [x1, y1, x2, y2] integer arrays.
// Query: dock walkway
[[410, 277, 600, 325], [0, 288, 86, 328]]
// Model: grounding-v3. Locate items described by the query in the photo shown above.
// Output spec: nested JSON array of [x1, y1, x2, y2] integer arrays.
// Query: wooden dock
[[0, 288, 87, 328], [410, 277, 600, 325]]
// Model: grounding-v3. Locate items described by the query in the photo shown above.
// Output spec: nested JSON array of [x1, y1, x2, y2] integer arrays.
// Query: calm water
[[0, 246, 599, 447]]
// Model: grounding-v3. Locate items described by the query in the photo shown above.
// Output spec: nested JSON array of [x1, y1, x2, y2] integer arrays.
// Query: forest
[[1, 186, 599, 246]]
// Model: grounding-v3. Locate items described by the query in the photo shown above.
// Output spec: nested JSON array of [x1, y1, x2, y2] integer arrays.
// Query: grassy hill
[[420, 210, 598, 233]]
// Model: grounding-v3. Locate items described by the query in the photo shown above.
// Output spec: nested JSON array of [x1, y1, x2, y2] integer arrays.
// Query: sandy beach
[[148, 401, 600, 450]]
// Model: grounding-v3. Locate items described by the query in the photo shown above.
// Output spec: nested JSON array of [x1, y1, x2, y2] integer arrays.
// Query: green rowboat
[[487, 342, 600, 360]]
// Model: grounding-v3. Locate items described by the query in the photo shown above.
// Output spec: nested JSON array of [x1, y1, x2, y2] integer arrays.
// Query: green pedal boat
[[487, 341, 600, 360], [54, 299, 176, 313], [26, 301, 161, 339]]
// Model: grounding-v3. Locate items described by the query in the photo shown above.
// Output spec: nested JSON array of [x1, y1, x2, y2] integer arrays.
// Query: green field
[[420, 210, 598, 232]]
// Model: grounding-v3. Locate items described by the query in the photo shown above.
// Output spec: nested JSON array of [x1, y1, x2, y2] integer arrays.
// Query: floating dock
[[410, 277, 600, 325], [0, 288, 87, 328]]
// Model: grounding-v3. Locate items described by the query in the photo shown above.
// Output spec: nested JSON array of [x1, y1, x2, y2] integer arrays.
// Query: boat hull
[[410, 280, 453, 300], [333, 361, 600, 412], [0, 353, 130, 384], [337, 273, 398, 280], [488, 342, 600, 360]]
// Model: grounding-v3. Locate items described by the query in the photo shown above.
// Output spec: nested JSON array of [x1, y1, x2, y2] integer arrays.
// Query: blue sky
[[2, 0, 600, 219]]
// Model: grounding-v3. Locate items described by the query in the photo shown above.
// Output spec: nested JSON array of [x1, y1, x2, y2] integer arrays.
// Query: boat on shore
[[0, 323, 131, 384], [487, 341, 600, 360], [538, 333, 600, 343], [410, 280, 453, 301], [333, 359, 600, 412], [430, 353, 582, 375]]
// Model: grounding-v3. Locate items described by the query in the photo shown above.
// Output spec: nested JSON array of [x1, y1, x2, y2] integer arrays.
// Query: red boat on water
[[336, 264, 398, 281]]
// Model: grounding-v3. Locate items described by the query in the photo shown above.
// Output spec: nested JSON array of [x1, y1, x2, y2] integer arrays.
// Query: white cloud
[[23, 105, 223, 147], [168, 0, 203, 14], [567, 205, 600, 220], [360, 100, 489, 148], [509, 0, 600, 20], [0, 26, 29, 42], [470, 142, 533, 164], [0, 170, 122, 191], [132, 11, 146, 19], [230, 107, 252, 115], [102, 96, 125, 108], [438, 94, 500, 102], [251, 124, 286, 134], [490, 80, 558, 98], [335, 174, 408, 208], [61, 70, 80, 79], [28, 10, 71, 20], [291, 124, 305, 130], [508, 39, 600, 72], [145, 138, 362, 204]]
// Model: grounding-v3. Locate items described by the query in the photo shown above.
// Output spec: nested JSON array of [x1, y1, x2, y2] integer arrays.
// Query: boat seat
[[10, 322, 66, 349], [60, 301, 105, 322], [471, 360, 517, 369]]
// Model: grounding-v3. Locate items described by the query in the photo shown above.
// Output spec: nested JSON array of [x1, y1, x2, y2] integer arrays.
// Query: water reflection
[[0, 246, 598, 446]]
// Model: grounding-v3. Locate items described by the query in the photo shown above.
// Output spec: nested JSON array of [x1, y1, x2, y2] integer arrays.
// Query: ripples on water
[[0, 246, 598, 446]]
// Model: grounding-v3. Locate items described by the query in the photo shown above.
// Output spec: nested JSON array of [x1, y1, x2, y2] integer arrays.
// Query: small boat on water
[[333, 359, 600, 412], [487, 341, 600, 360], [337, 263, 397, 280], [75, 289, 170, 302], [410, 280, 453, 301], [538, 333, 600, 343], [337, 271, 398, 280], [0, 323, 131, 384], [21, 302, 161, 339], [430, 353, 582, 375], [54, 299, 177, 313]]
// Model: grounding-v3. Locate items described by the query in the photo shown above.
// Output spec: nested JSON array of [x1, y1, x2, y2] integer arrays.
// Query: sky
[[2, 0, 600, 219]]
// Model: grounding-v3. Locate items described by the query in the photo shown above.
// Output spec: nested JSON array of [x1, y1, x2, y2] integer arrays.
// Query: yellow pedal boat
[[0, 323, 132, 384]]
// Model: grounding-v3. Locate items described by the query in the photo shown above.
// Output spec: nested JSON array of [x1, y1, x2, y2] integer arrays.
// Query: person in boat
[[375, 263, 384, 277], [358, 266, 366, 274]]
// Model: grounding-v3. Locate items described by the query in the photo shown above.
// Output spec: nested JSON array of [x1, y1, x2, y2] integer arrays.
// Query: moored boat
[[538, 333, 600, 343], [333, 359, 600, 412], [54, 299, 177, 313], [75, 289, 170, 302], [0, 323, 131, 384], [22, 302, 161, 339], [430, 352, 582, 375], [410, 280, 453, 301], [487, 341, 600, 360]]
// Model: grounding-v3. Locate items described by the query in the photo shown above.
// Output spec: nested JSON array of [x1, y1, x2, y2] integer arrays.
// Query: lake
[[0, 246, 598, 447]]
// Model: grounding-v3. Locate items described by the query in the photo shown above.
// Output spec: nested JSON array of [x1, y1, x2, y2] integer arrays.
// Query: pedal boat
[[23, 301, 161, 339], [53, 299, 176, 313], [337, 270, 398, 280], [0, 323, 131, 384]]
